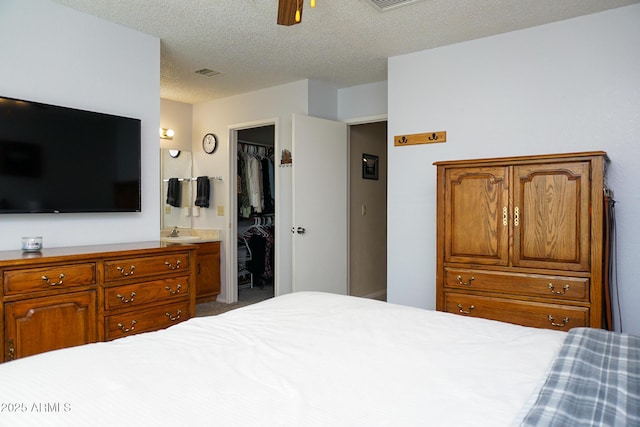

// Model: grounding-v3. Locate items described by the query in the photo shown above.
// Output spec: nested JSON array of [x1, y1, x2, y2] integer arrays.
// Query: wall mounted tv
[[0, 95, 141, 214]]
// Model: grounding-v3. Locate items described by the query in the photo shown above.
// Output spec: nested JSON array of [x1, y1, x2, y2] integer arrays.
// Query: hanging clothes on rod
[[237, 143, 274, 218], [162, 176, 223, 182], [241, 217, 275, 288]]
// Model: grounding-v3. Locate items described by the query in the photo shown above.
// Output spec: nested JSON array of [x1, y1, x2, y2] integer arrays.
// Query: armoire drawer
[[104, 300, 190, 340], [104, 252, 191, 282], [443, 292, 589, 331], [444, 268, 589, 302], [3, 263, 96, 295], [104, 277, 190, 311]]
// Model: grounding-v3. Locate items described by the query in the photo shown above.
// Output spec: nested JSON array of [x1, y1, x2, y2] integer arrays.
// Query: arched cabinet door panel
[[5, 291, 96, 361], [443, 166, 510, 266], [435, 152, 609, 331], [512, 161, 591, 272]]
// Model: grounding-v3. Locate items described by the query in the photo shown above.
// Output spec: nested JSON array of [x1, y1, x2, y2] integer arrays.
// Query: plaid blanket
[[520, 327, 640, 426]]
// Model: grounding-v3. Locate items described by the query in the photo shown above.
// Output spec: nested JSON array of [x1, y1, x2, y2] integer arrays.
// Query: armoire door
[[511, 161, 591, 271], [444, 166, 510, 266]]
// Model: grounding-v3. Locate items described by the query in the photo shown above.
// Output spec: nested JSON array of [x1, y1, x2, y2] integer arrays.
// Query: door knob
[[291, 227, 306, 234]]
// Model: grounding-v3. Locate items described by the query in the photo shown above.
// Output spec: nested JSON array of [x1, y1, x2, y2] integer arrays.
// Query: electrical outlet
[[164, 206, 172, 214], [361, 204, 367, 216], [217, 206, 224, 216]]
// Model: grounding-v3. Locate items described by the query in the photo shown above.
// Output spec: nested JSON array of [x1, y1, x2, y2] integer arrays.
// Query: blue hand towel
[[166, 178, 181, 207], [195, 176, 210, 208]]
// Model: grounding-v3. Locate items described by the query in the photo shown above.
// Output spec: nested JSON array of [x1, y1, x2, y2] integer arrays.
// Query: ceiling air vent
[[367, 0, 422, 11], [194, 68, 221, 78]]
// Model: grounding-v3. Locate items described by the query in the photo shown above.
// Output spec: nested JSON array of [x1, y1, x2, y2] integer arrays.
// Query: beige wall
[[349, 121, 387, 299]]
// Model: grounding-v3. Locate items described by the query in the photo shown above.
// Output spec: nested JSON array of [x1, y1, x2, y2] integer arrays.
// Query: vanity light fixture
[[160, 128, 179, 157], [159, 128, 175, 140]]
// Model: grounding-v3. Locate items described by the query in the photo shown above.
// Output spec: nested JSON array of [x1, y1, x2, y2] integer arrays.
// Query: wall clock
[[202, 133, 218, 154]]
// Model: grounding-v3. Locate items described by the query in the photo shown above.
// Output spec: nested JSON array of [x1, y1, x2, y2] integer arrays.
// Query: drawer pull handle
[[165, 284, 182, 295], [502, 206, 508, 226], [548, 283, 570, 295], [548, 315, 569, 328], [166, 310, 182, 321], [164, 260, 182, 270], [116, 265, 136, 277], [116, 292, 136, 303], [457, 304, 475, 315], [514, 207, 520, 227], [41, 273, 65, 286], [456, 275, 475, 286], [117, 320, 137, 332]]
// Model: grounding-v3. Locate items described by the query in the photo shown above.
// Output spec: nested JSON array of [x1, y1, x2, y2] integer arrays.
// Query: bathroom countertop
[[160, 228, 221, 244]]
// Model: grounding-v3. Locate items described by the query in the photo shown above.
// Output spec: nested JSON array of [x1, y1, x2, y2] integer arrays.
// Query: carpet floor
[[195, 284, 274, 317]]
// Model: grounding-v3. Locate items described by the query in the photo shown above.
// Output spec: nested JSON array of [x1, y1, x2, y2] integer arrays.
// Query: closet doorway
[[348, 120, 387, 301], [226, 118, 386, 305], [233, 124, 276, 306]]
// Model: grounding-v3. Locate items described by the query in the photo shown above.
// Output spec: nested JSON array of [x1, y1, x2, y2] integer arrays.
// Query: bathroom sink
[[161, 235, 202, 243]]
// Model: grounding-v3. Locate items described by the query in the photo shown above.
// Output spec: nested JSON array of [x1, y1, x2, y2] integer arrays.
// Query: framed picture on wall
[[362, 153, 379, 180]]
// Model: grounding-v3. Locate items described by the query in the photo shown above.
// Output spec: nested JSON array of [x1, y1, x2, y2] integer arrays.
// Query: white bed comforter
[[0, 292, 565, 427]]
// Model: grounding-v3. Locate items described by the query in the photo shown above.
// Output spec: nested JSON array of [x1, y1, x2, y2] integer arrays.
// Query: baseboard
[[362, 289, 387, 301]]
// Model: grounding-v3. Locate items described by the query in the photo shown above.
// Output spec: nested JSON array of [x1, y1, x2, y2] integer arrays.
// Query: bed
[[0, 292, 637, 426]]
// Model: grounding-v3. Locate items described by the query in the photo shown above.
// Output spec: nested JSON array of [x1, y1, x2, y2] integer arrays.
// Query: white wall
[[387, 5, 640, 334], [0, 0, 160, 251], [308, 80, 338, 121], [190, 80, 310, 301], [338, 81, 388, 121]]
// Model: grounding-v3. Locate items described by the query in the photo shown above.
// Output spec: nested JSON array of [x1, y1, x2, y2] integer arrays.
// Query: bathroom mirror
[[161, 149, 192, 229]]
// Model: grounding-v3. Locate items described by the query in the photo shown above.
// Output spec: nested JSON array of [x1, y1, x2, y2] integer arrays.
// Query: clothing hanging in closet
[[242, 221, 274, 288], [238, 143, 274, 218]]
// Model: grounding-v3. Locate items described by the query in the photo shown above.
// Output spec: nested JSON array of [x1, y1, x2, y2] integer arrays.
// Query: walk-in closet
[[236, 125, 276, 304]]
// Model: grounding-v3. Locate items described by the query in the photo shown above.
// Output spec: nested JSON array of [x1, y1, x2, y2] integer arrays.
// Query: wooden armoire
[[434, 151, 612, 331]]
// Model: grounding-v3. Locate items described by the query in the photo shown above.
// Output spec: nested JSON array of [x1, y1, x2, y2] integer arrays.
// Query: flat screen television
[[0, 95, 141, 213]]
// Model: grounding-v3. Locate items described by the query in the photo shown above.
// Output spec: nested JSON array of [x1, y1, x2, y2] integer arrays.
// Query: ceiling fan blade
[[277, 0, 303, 26]]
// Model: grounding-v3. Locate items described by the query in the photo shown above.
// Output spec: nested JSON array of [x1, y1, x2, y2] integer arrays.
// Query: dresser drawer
[[104, 277, 190, 311], [104, 300, 190, 340], [104, 252, 191, 282], [3, 263, 96, 295], [443, 292, 589, 331], [444, 268, 589, 302]]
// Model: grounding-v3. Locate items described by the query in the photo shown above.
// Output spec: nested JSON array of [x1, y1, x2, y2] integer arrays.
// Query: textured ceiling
[[50, 0, 639, 105]]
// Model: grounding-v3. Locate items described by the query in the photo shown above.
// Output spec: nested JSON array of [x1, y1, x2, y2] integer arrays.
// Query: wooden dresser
[[193, 241, 222, 304], [435, 151, 611, 331], [163, 240, 221, 303], [0, 242, 196, 362]]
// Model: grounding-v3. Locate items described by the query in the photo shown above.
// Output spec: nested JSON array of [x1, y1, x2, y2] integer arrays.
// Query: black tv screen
[[0, 96, 141, 213]]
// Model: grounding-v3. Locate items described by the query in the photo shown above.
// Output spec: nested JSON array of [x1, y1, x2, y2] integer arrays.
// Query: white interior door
[[292, 114, 348, 294]]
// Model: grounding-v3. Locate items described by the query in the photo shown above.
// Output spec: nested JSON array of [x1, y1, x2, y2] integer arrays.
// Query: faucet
[[169, 226, 180, 237]]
